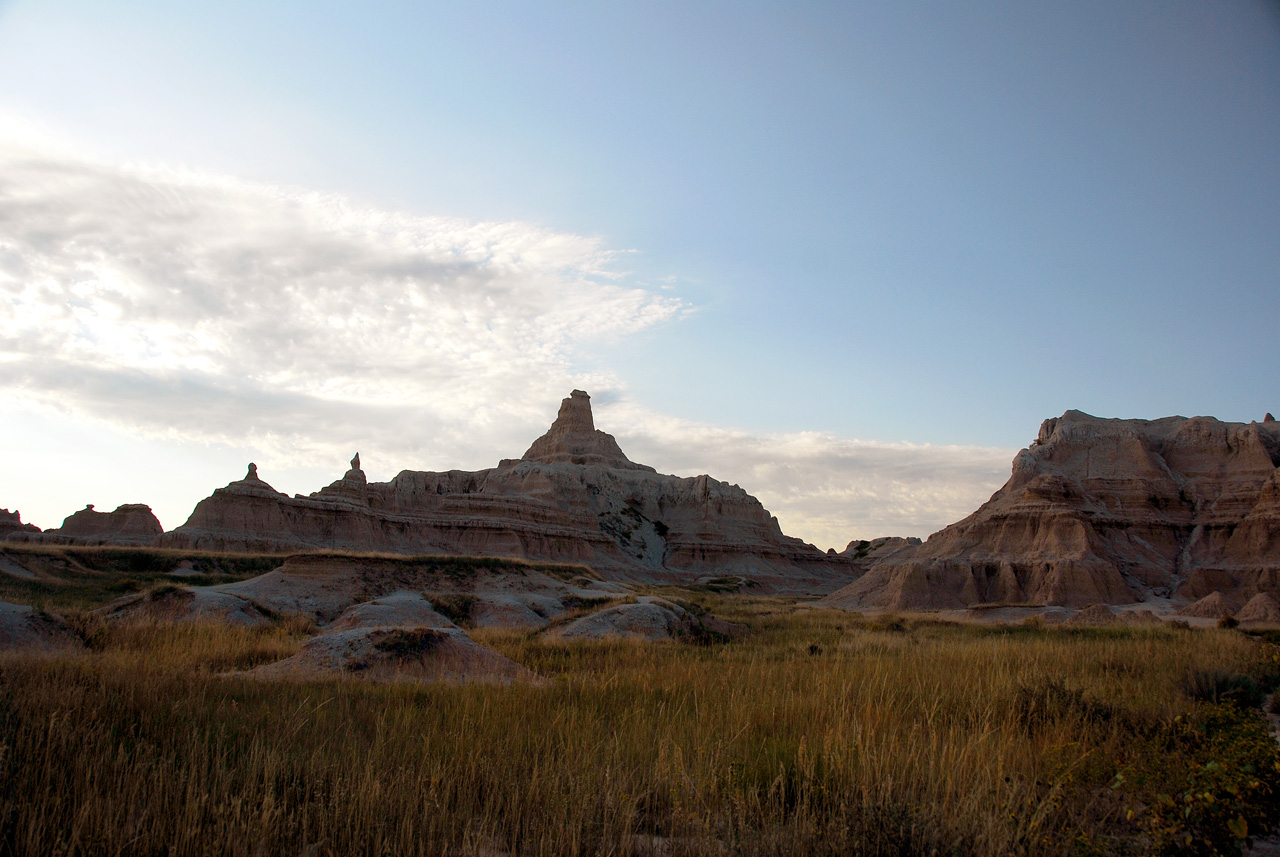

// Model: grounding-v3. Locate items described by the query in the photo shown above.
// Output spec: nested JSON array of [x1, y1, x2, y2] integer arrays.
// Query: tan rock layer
[[160, 393, 859, 593], [822, 411, 1280, 611]]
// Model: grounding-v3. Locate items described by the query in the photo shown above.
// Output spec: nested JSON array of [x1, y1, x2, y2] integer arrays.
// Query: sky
[[1, 1, 1278, 548]]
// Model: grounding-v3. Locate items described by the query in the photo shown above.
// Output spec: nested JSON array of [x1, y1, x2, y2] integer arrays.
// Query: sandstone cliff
[[821, 410, 1280, 611], [161, 391, 854, 593]]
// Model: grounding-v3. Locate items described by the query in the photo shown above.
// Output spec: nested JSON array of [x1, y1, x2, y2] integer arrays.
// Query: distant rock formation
[[16, 503, 164, 546], [161, 392, 856, 593], [0, 510, 40, 538], [821, 410, 1280, 611]]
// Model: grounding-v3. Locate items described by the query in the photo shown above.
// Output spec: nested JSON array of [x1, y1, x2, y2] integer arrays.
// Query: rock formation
[[18, 503, 164, 546], [162, 391, 856, 593], [821, 410, 1280, 612], [0, 510, 40, 539]]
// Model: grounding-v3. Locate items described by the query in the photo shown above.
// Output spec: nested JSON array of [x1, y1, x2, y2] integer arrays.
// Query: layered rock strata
[[162, 391, 855, 593], [822, 410, 1280, 611]]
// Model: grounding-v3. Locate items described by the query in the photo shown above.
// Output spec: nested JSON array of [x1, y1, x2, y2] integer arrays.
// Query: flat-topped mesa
[[521, 390, 654, 472], [37, 503, 163, 546]]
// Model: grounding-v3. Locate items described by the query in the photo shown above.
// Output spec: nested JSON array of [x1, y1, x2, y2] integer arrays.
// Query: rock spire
[[521, 390, 652, 471]]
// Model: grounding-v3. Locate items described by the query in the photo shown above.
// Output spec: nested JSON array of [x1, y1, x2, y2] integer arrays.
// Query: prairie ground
[[1, 589, 1278, 856]]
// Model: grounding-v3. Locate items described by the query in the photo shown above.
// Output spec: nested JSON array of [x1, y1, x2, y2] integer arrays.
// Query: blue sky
[[1, 1, 1277, 546]]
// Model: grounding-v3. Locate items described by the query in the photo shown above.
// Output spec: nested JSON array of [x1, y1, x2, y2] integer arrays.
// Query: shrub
[[1182, 669, 1265, 710]]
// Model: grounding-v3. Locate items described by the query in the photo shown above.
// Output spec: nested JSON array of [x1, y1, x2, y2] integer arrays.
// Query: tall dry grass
[[0, 604, 1276, 856]]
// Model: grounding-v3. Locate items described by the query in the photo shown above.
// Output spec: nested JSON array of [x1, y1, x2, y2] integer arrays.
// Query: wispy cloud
[[0, 129, 1014, 547], [0, 132, 684, 465]]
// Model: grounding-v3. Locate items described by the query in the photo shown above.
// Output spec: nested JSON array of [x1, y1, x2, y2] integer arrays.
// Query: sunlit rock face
[[160, 391, 857, 593], [821, 411, 1280, 611]]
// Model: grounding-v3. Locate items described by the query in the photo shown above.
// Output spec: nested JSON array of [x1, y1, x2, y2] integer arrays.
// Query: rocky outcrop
[[821, 411, 1280, 611], [838, 537, 921, 562], [23, 503, 164, 546], [123, 554, 620, 629], [522, 390, 652, 471], [161, 391, 856, 593], [0, 510, 40, 539]]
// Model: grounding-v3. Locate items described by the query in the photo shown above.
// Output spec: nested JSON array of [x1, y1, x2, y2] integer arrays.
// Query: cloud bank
[[0, 134, 1014, 546], [603, 402, 1014, 548]]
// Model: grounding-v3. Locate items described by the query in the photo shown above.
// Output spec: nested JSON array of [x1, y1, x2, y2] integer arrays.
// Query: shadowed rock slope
[[161, 392, 854, 593], [31, 504, 164, 546], [822, 410, 1280, 611]]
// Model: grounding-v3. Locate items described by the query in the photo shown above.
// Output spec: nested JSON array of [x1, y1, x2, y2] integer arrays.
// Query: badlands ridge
[[5, 393, 1280, 618]]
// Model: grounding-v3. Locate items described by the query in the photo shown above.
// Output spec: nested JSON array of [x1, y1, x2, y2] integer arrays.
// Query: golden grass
[[1, 602, 1277, 856]]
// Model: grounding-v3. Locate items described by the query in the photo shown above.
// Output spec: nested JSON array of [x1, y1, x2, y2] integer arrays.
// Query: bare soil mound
[[247, 626, 536, 684], [211, 554, 619, 629], [1176, 591, 1238, 619], [1237, 592, 1280, 625], [105, 586, 274, 628], [0, 600, 81, 651], [329, 592, 457, 631], [547, 596, 747, 643]]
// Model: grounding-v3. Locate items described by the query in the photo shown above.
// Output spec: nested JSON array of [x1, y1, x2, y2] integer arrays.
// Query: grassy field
[[1, 593, 1278, 856]]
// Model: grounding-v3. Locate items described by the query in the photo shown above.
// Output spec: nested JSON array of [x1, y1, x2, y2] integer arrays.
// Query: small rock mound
[[0, 600, 81, 651], [1176, 591, 1238, 619], [547, 596, 747, 642], [328, 592, 457, 631], [106, 586, 274, 627], [1062, 603, 1120, 627], [248, 626, 536, 684], [1237, 592, 1280, 625]]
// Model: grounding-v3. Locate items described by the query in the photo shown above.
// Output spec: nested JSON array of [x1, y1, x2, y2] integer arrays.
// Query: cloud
[[601, 402, 1016, 549], [0, 130, 1015, 547], [0, 134, 684, 466]]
